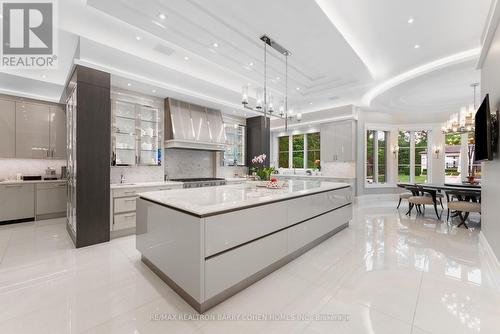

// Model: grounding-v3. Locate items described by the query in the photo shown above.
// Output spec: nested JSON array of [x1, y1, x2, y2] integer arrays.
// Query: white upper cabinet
[[15, 102, 50, 158], [320, 121, 356, 162], [49, 106, 67, 159], [0, 99, 16, 157]]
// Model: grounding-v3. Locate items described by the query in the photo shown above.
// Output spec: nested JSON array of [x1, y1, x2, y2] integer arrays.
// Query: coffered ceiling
[[0, 0, 494, 121]]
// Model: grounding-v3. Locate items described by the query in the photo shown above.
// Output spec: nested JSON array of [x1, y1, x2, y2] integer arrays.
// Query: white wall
[[480, 15, 500, 260]]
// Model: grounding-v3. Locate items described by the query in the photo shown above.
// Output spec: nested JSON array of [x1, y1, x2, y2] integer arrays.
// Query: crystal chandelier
[[241, 35, 301, 130], [442, 83, 479, 134]]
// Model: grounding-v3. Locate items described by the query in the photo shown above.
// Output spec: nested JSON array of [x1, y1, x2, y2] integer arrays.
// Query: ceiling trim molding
[[74, 58, 276, 117], [0, 88, 60, 103], [361, 48, 481, 107], [270, 114, 357, 131], [477, 0, 500, 69]]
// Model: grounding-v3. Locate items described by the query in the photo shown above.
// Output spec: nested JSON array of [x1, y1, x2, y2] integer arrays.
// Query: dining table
[[398, 182, 481, 222]]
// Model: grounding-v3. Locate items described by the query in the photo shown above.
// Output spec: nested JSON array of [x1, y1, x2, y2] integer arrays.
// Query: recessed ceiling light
[[407, 17, 415, 24], [249, 62, 254, 66], [296, 87, 301, 91], [414, 44, 420, 49], [276, 76, 280, 80], [309, 102, 313, 105], [127, 83, 132, 87], [152, 89, 156, 93], [158, 13, 166, 20], [184, 56, 189, 61], [136, 36, 142, 41], [41, 74, 46, 79], [212, 42, 219, 48]]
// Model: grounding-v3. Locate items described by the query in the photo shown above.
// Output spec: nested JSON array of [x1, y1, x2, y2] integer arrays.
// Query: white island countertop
[[139, 180, 351, 217], [110, 181, 183, 189]]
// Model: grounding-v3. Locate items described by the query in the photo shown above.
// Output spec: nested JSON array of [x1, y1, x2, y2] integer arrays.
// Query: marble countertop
[[0, 179, 66, 185], [110, 181, 183, 189], [139, 180, 350, 217]]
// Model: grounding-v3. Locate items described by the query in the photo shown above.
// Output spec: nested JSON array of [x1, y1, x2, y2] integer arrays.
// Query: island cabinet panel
[[136, 199, 203, 302], [287, 204, 352, 254], [287, 186, 351, 224], [204, 231, 287, 300], [204, 201, 288, 257]]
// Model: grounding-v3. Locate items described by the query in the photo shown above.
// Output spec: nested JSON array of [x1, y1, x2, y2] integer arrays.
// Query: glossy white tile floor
[[0, 201, 499, 334]]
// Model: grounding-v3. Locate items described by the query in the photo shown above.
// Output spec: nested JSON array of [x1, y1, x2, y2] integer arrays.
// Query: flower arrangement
[[251, 154, 276, 181], [314, 159, 321, 171]]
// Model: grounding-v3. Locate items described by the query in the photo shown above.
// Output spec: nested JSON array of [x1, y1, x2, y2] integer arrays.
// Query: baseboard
[[355, 193, 399, 205], [479, 231, 500, 290]]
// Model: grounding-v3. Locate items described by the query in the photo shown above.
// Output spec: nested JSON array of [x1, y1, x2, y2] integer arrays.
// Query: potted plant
[[251, 154, 276, 181]]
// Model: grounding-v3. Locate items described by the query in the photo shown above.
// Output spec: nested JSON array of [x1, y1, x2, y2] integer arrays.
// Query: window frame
[[364, 129, 389, 186], [277, 131, 321, 169], [397, 129, 432, 184]]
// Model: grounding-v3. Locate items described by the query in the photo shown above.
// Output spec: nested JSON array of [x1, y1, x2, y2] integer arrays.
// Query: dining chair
[[406, 185, 441, 219], [444, 190, 481, 229], [396, 184, 413, 209]]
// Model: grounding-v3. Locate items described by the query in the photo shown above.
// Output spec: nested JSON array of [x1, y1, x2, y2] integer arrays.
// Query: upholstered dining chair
[[396, 184, 414, 209], [445, 190, 481, 229], [406, 185, 441, 219]]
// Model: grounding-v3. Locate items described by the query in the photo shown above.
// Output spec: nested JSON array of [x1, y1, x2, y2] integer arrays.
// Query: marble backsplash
[[0, 159, 66, 181], [320, 161, 356, 178], [110, 165, 164, 184], [164, 149, 215, 179]]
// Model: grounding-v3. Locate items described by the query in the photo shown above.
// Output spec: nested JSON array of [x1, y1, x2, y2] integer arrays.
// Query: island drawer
[[204, 201, 288, 257], [287, 204, 352, 254], [114, 196, 137, 213], [287, 187, 351, 224], [113, 212, 136, 230], [204, 231, 287, 300]]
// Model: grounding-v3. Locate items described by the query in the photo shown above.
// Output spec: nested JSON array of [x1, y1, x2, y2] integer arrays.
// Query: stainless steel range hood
[[164, 98, 227, 151]]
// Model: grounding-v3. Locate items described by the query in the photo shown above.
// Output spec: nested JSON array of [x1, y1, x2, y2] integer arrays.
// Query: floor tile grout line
[[410, 268, 425, 333]]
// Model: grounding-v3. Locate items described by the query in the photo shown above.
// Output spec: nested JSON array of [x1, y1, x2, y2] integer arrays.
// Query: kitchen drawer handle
[[124, 214, 135, 219], [124, 191, 136, 195], [5, 185, 23, 188], [57, 184, 67, 187], [124, 199, 136, 202], [159, 188, 171, 191]]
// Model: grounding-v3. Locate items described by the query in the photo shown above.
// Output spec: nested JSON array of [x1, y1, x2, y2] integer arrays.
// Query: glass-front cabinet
[[223, 123, 246, 166], [112, 98, 161, 166]]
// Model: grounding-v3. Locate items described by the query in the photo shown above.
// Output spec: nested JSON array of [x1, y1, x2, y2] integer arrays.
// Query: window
[[277, 132, 320, 169], [307, 132, 321, 168], [278, 136, 289, 168], [398, 130, 430, 183], [414, 131, 428, 183], [292, 134, 304, 168], [365, 130, 388, 184], [398, 131, 411, 182], [444, 132, 482, 183]]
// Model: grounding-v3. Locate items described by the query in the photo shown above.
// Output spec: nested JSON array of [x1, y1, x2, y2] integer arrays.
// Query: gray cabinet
[[0, 184, 35, 221], [49, 106, 67, 158], [0, 99, 16, 157], [321, 121, 355, 162], [0, 96, 66, 159], [15, 102, 50, 158], [36, 182, 66, 218]]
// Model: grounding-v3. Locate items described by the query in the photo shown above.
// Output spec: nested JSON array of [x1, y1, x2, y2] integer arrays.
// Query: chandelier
[[241, 35, 301, 130], [442, 83, 479, 134]]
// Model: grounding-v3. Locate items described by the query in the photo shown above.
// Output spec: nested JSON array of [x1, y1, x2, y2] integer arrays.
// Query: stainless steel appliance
[[170, 178, 226, 188]]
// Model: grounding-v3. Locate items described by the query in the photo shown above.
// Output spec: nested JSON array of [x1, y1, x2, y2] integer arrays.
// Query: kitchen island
[[136, 180, 353, 313]]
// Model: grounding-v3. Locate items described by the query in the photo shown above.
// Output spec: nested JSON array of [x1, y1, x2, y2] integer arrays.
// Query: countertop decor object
[[250, 154, 275, 181]]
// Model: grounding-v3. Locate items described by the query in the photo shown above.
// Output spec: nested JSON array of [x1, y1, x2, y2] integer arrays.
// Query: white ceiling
[[0, 0, 494, 121], [372, 59, 481, 122]]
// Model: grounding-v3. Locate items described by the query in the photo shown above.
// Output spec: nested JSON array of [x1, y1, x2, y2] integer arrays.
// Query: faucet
[[120, 172, 126, 184]]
